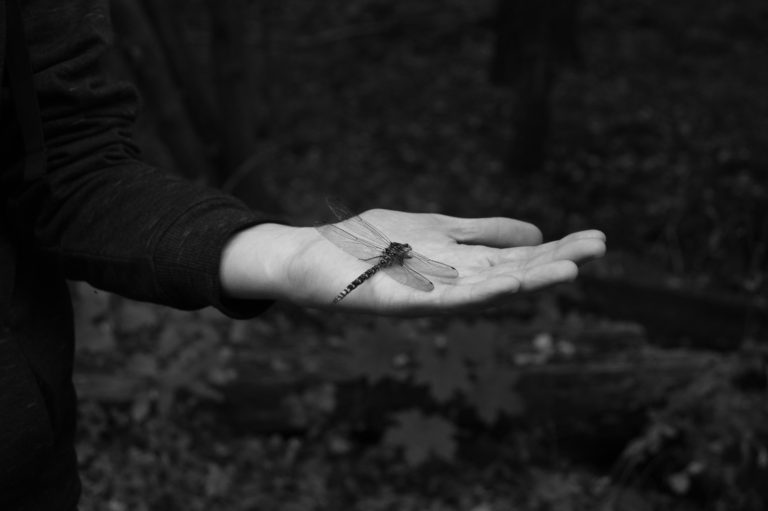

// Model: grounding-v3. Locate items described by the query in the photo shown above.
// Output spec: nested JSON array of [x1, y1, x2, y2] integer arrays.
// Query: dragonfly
[[316, 201, 459, 304]]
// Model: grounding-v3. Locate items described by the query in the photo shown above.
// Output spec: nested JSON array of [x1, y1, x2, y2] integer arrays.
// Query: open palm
[[284, 208, 606, 315]]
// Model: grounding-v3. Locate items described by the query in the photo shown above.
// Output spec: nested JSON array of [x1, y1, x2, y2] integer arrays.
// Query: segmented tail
[[332, 263, 386, 304]]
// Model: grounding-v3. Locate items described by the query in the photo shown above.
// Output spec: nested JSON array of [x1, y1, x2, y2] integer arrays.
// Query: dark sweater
[[1, 1, 272, 509]]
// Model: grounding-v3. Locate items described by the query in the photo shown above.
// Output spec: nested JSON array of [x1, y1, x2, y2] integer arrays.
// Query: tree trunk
[[490, 0, 582, 173]]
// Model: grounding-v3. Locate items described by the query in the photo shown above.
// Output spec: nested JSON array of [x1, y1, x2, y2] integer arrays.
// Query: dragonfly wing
[[382, 263, 434, 292], [316, 224, 386, 260], [326, 199, 393, 245], [406, 251, 459, 278], [322, 200, 457, 287], [325, 215, 394, 249], [345, 215, 393, 245], [326, 199, 358, 222]]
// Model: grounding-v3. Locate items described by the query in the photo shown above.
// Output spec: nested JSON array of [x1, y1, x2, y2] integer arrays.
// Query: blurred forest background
[[72, 0, 768, 509]]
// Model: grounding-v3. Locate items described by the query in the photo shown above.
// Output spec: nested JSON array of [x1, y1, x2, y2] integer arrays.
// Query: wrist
[[219, 222, 310, 300]]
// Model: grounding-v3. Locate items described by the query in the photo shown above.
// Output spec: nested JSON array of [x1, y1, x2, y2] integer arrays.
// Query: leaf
[[75, 320, 116, 354], [72, 284, 115, 353], [157, 325, 184, 357], [229, 320, 253, 344], [444, 322, 499, 369], [184, 380, 223, 402], [116, 300, 160, 333], [178, 320, 220, 345], [415, 340, 472, 402], [667, 471, 690, 495], [384, 410, 456, 466], [469, 368, 524, 424], [529, 469, 581, 511], [205, 463, 233, 497], [606, 487, 655, 511], [348, 322, 413, 384], [130, 393, 153, 423], [127, 353, 158, 377]]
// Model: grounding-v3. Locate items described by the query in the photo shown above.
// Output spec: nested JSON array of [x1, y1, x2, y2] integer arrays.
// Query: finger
[[444, 216, 543, 248], [495, 233, 606, 266], [518, 260, 579, 291], [404, 275, 523, 313], [544, 237, 606, 265], [426, 260, 575, 311], [560, 229, 606, 241], [524, 230, 606, 256]]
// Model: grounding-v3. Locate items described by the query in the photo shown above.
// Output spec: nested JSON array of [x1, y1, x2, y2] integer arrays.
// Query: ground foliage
[[73, 0, 768, 509], [73, 287, 768, 510]]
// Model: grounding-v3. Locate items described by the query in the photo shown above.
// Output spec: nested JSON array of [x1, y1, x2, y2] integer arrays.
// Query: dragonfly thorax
[[383, 242, 413, 265]]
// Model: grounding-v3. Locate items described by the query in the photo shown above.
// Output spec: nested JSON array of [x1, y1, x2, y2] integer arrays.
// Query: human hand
[[220, 209, 606, 315]]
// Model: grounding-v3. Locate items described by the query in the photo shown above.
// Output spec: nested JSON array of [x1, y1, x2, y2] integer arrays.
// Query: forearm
[[219, 223, 314, 302], [3, 0, 274, 316]]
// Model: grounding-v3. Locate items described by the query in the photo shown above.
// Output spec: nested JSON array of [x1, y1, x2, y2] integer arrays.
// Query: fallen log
[[74, 344, 716, 462], [570, 276, 768, 350]]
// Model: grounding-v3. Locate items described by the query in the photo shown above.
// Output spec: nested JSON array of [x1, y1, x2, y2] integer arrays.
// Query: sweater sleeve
[[3, 0, 272, 318]]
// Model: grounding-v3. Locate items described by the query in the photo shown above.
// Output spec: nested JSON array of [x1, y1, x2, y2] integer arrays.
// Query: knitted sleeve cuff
[[152, 198, 276, 319]]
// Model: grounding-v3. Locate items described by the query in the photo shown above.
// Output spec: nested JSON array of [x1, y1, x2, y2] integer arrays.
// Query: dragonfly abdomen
[[332, 257, 394, 304]]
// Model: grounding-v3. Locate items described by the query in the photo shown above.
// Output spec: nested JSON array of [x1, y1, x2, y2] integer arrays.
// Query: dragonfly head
[[388, 242, 413, 258]]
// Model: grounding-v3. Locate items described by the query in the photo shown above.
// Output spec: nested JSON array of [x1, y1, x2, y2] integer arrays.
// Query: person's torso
[[1, 1, 81, 508]]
